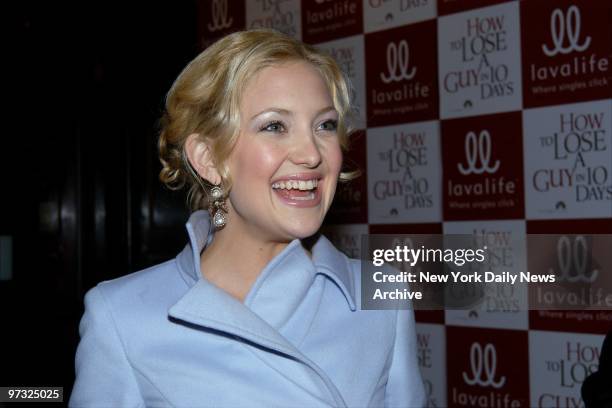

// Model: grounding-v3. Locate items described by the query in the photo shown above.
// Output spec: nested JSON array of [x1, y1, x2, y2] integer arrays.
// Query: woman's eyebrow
[[250, 108, 292, 120], [250, 106, 337, 121], [317, 106, 338, 116]]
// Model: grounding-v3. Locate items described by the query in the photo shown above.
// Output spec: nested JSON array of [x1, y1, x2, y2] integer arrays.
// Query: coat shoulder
[[91, 258, 188, 318], [99, 258, 181, 292]]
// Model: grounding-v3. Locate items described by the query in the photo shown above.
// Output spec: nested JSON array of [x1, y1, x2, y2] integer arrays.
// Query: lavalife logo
[[550, 235, 598, 283], [457, 131, 500, 175], [207, 0, 233, 32], [380, 40, 416, 83], [542, 5, 591, 57], [462, 342, 507, 388]]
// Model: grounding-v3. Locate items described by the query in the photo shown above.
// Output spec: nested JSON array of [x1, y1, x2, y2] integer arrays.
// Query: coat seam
[[237, 339, 337, 407]]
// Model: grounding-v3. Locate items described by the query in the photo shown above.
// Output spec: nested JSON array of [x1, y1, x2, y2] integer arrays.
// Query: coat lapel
[[169, 277, 305, 359]]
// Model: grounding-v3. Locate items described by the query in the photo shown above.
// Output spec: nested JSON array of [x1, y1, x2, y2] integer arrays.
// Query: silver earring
[[210, 185, 228, 230]]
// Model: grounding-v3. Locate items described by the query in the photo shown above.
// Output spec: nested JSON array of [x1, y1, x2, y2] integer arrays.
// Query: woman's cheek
[[329, 143, 343, 175]]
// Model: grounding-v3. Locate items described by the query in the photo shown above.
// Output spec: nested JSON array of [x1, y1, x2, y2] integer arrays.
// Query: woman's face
[[225, 61, 342, 242]]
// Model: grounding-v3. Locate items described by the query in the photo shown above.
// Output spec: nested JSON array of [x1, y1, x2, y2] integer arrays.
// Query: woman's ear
[[184, 133, 221, 185]]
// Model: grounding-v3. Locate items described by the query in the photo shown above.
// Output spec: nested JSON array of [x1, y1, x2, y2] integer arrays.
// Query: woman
[[70, 29, 425, 407]]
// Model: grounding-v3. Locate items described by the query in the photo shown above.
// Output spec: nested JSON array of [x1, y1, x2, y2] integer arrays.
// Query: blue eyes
[[260, 121, 285, 132], [259, 120, 338, 133], [319, 120, 338, 131]]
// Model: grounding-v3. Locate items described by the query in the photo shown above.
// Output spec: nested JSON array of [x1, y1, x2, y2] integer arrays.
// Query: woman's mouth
[[271, 178, 321, 206]]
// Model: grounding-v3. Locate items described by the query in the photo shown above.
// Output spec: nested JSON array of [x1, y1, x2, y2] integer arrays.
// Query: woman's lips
[[271, 173, 323, 207], [272, 183, 322, 207]]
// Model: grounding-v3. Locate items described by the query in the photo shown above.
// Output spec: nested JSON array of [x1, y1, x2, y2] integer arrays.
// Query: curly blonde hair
[[158, 29, 357, 212]]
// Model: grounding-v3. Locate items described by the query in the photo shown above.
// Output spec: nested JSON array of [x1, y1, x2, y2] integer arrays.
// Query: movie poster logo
[[246, 0, 301, 39], [447, 327, 529, 407], [363, 0, 436, 34], [437, 0, 508, 16], [365, 21, 438, 126], [527, 234, 612, 313], [442, 112, 524, 220], [316, 35, 366, 129], [301, 0, 362, 44], [416, 323, 447, 408], [524, 100, 612, 219], [444, 220, 528, 330], [367, 121, 441, 224], [527, 220, 612, 334], [529, 331, 604, 408], [521, 1, 611, 108], [321, 223, 368, 259], [438, 2, 522, 119], [326, 131, 367, 223], [197, 0, 245, 49]]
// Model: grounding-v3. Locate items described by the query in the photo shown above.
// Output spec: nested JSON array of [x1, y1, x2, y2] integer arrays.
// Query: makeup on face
[[225, 61, 343, 242]]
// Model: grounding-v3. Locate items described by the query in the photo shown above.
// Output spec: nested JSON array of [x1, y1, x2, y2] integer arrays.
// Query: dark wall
[[3, 2, 197, 395]]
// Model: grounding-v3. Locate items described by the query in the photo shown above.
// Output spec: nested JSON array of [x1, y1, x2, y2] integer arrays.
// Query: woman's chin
[[281, 219, 325, 241]]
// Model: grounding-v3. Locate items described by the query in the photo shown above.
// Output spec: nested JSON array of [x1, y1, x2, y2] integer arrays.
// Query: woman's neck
[[199, 221, 290, 303]]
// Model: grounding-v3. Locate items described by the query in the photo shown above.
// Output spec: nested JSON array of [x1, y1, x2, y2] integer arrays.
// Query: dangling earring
[[210, 185, 228, 230]]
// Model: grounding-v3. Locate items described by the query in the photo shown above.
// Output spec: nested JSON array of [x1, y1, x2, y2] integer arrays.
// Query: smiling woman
[[213, 62, 343, 246], [69, 29, 425, 408]]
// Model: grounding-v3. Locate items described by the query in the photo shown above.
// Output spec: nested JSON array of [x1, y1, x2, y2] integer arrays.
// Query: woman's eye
[[319, 120, 338, 132], [260, 121, 285, 133]]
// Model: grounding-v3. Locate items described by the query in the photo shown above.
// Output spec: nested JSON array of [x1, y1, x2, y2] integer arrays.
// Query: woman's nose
[[291, 130, 322, 169]]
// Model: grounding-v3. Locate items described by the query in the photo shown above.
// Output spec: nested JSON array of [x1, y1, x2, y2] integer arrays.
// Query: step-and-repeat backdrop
[[197, 0, 611, 406]]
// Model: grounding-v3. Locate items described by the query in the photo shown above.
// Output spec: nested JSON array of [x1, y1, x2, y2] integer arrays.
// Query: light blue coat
[[70, 211, 425, 407]]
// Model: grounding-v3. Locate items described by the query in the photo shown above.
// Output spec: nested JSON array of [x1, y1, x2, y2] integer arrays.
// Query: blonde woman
[[70, 29, 425, 407]]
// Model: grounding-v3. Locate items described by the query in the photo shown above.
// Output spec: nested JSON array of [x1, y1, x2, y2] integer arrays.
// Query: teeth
[[272, 179, 318, 190], [291, 192, 315, 201]]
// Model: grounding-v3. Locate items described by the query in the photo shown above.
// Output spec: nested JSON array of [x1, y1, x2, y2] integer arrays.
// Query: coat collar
[[175, 210, 356, 311], [169, 211, 354, 407]]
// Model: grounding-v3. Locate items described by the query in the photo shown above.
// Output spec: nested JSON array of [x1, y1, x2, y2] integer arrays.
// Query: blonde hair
[[158, 29, 358, 212]]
